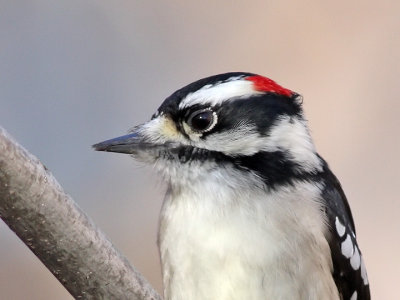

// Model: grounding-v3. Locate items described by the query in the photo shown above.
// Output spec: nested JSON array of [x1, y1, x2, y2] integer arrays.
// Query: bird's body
[[159, 173, 337, 300], [94, 72, 370, 300]]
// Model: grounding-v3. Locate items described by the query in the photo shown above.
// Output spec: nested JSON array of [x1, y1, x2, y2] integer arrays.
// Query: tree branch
[[0, 126, 161, 300]]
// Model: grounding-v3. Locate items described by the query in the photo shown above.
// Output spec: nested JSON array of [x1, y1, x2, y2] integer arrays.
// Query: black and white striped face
[[94, 72, 322, 182]]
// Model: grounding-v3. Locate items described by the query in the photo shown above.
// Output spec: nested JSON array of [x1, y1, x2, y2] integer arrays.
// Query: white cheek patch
[[191, 115, 322, 173], [179, 79, 262, 109], [195, 122, 263, 156]]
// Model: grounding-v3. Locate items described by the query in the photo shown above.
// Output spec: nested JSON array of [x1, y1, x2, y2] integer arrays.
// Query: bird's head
[[94, 72, 322, 187]]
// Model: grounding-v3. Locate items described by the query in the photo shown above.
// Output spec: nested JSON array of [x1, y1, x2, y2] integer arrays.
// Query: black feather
[[320, 161, 371, 300]]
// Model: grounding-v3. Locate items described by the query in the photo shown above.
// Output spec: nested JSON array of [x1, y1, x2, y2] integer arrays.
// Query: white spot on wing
[[335, 216, 346, 237], [360, 257, 369, 285], [350, 290, 357, 300], [350, 246, 361, 270], [341, 234, 354, 259]]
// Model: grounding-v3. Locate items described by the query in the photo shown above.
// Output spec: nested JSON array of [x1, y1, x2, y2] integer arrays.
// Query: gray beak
[[93, 132, 144, 154]]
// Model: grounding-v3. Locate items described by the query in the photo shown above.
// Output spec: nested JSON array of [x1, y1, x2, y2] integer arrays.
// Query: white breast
[[158, 166, 339, 300]]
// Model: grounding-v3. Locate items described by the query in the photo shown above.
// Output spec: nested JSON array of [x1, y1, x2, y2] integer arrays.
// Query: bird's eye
[[187, 109, 217, 133]]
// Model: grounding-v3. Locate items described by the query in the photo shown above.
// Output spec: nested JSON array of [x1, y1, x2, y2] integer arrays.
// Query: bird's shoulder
[[319, 161, 370, 300]]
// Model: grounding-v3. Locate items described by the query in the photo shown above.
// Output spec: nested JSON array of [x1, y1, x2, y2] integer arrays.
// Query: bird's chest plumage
[[158, 173, 340, 300]]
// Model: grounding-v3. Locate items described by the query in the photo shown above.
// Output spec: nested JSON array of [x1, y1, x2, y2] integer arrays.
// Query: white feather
[[262, 116, 322, 172], [140, 114, 322, 173], [158, 165, 339, 300], [179, 79, 261, 109]]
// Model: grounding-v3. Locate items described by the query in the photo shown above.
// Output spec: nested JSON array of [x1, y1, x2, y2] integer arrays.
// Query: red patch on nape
[[246, 75, 293, 97]]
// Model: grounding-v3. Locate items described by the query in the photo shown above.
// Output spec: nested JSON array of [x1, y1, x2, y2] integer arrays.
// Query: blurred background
[[0, 1, 399, 299]]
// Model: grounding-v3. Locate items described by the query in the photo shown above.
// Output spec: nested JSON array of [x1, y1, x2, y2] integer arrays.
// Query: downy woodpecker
[[94, 72, 370, 300]]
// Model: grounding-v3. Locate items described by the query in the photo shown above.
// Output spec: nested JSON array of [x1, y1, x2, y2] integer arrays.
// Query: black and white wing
[[321, 163, 370, 300]]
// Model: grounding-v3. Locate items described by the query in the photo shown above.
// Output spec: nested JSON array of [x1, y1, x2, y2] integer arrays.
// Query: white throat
[[158, 166, 339, 300]]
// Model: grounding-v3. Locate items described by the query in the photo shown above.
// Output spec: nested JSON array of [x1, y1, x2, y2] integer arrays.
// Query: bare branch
[[0, 127, 161, 300]]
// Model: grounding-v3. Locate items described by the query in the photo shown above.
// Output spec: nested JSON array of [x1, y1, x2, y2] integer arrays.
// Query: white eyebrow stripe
[[178, 79, 261, 109]]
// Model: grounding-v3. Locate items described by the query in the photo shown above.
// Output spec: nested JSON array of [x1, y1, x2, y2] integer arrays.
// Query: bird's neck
[[158, 173, 339, 300]]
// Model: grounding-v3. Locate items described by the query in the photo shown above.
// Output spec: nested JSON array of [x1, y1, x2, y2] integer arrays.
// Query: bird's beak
[[93, 131, 146, 154], [93, 116, 182, 157]]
